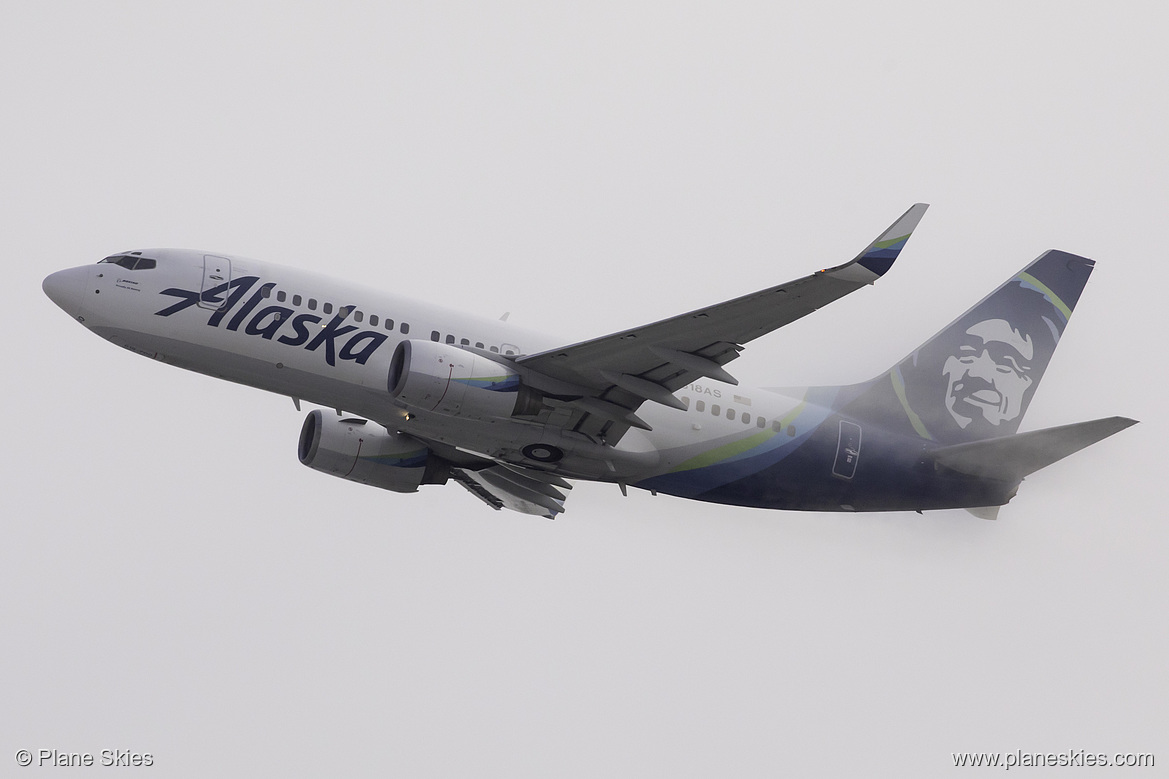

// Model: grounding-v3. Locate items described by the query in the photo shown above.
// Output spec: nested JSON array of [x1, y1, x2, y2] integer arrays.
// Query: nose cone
[[43, 267, 87, 318]]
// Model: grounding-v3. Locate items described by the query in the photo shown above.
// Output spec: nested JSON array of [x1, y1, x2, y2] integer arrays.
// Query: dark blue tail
[[841, 250, 1095, 445]]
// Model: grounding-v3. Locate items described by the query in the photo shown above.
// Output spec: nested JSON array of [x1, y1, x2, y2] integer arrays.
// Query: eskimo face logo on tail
[[154, 276, 387, 367], [895, 278, 1065, 442], [942, 318, 1035, 430]]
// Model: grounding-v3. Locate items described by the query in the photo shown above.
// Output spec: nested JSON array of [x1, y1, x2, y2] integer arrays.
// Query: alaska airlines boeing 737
[[42, 205, 1135, 519]]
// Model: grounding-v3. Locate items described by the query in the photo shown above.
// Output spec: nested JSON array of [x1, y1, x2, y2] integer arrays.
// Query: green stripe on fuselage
[[669, 400, 807, 473], [670, 429, 775, 473]]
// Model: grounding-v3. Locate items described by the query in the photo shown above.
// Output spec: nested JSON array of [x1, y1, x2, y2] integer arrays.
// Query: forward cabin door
[[199, 255, 232, 310]]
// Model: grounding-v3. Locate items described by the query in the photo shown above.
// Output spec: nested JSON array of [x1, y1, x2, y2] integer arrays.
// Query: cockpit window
[[100, 254, 156, 270]]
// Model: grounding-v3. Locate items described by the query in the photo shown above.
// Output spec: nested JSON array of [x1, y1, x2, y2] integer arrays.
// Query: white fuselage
[[45, 207, 1128, 517]]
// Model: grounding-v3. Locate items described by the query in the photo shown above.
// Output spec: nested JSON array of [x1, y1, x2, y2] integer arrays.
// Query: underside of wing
[[513, 204, 929, 443]]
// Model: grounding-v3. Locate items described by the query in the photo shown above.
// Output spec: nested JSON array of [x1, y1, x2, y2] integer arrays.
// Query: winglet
[[825, 203, 929, 284], [854, 202, 929, 276]]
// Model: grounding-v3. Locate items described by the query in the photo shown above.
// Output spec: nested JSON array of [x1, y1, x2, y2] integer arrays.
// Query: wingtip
[[884, 202, 930, 239], [851, 203, 930, 277]]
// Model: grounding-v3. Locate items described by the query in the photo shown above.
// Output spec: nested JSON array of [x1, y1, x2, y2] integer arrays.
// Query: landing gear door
[[199, 255, 232, 310], [832, 420, 862, 480]]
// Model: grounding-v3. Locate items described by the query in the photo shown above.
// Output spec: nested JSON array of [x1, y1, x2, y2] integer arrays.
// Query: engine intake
[[298, 410, 448, 493]]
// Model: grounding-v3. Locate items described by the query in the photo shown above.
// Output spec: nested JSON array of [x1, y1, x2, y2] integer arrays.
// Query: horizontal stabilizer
[[928, 416, 1137, 482]]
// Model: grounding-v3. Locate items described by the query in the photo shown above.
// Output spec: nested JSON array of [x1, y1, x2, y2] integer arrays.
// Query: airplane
[[42, 204, 1136, 520]]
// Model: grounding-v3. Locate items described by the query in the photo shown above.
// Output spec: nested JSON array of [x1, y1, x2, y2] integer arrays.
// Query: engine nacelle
[[388, 339, 538, 420], [298, 410, 448, 493]]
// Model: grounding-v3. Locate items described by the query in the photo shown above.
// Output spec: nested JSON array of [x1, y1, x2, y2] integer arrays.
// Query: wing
[[513, 203, 929, 442]]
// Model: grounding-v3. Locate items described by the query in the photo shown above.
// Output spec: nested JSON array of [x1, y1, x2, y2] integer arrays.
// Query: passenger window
[[460, 338, 469, 346], [431, 330, 440, 342], [504, 349, 515, 355], [383, 319, 394, 331], [400, 323, 409, 334], [369, 314, 378, 327], [308, 298, 317, 310], [711, 404, 720, 416], [742, 412, 750, 424], [445, 335, 455, 344], [726, 408, 735, 421], [696, 400, 705, 412], [261, 287, 272, 298], [681, 396, 690, 409], [757, 417, 766, 428], [787, 425, 796, 437], [323, 303, 333, 315], [293, 294, 302, 306], [475, 342, 484, 349], [354, 311, 363, 323], [276, 291, 286, 302], [339, 306, 352, 318], [772, 420, 783, 432], [490, 346, 499, 353]]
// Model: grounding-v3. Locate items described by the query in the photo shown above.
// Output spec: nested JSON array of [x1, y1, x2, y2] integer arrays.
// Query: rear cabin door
[[832, 420, 862, 480], [199, 255, 232, 310]]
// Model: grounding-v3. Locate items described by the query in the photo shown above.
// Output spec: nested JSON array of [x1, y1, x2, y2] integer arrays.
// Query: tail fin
[[844, 249, 1096, 445]]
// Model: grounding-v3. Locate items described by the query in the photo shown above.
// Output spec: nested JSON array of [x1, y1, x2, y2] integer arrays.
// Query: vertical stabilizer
[[843, 250, 1095, 445]]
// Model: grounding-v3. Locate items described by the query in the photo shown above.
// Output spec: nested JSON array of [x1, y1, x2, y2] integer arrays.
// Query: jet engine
[[387, 339, 542, 420], [298, 409, 448, 492]]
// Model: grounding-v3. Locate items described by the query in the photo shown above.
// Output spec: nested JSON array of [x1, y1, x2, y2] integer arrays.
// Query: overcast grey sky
[[3, 1, 1165, 776]]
